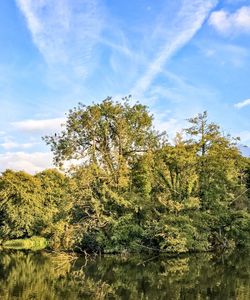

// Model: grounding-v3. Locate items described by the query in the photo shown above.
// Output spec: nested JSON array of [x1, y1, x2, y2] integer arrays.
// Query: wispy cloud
[[7, 0, 249, 173], [209, 6, 250, 35], [16, 0, 105, 78], [11, 117, 65, 133], [198, 41, 248, 67], [131, 0, 218, 96], [234, 98, 250, 109]]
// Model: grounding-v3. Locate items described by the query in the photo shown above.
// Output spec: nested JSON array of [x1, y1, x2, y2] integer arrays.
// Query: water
[[0, 249, 249, 299]]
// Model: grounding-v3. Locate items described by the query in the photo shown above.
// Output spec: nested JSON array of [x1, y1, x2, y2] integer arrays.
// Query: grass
[[2, 236, 47, 251]]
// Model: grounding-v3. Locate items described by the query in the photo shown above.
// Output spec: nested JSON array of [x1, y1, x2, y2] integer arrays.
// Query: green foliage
[[0, 170, 45, 238], [245, 158, 250, 204], [185, 111, 242, 210], [0, 169, 72, 249], [106, 214, 144, 253], [3, 236, 47, 250], [35, 169, 74, 250], [0, 98, 249, 253]]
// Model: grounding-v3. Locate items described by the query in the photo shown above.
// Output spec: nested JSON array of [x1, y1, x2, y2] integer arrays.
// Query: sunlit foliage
[[0, 97, 249, 253]]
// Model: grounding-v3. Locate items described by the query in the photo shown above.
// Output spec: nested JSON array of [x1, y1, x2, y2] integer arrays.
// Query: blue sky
[[0, 0, 250, 173]]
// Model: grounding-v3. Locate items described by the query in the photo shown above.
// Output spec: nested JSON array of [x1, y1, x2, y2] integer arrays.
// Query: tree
[[35, 169, 74, 249], [43, 96, 158, 186], [185, 111, 242, 210], [0, 169, 73, 249], [44, 97, 161, 252], [154, 133, 198, 207], [0, 170, 44, 239]]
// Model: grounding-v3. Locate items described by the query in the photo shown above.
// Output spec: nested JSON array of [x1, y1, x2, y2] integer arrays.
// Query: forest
[[0, 97, 250, 254]]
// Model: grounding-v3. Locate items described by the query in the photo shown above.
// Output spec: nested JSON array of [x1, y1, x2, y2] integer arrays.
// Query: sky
[[0, 0, 250, 173]]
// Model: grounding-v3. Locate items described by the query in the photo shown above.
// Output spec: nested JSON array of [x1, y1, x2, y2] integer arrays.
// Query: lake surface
[[0, 249, 249, 300]]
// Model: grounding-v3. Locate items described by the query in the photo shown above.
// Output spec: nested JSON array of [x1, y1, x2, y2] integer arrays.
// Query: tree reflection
[[0, 250, 249, 300]]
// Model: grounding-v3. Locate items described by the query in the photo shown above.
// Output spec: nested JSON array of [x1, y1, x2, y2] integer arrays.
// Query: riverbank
[[1, 236, 47, 251]]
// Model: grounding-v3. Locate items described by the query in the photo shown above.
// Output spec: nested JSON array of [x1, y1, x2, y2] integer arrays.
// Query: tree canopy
[[1, 97, 249, 253]]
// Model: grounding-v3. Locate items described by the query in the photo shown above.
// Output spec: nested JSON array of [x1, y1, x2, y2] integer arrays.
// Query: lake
[[0, 249, 249, 299]]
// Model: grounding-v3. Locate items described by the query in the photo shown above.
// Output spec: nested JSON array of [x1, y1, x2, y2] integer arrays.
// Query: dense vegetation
[[0, 97, 250, 253]]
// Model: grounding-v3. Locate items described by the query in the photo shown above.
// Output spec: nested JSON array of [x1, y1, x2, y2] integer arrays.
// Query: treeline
[[0, 97, 250, 253]]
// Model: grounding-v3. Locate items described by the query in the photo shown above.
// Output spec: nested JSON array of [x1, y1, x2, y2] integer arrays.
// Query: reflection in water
[[0, 250, 249, 300]]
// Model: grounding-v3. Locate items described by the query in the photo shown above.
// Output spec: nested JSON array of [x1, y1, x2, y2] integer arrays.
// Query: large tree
[[44, 97, 161, 252], [44, 96, 159, 188]]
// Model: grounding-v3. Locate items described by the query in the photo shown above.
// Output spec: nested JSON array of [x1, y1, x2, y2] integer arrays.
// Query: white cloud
[[1, 141, 35, 150], [0, 152, 53, 174], [0, 150, 86, 173], [209, 6, 250, 35], [209, 10, 231, 33], [11, 117, 65, 133], [154, 117, 185, 139], [131, 0, 218, 96], [238, 131, 250, 145], [234, 98, 250, 109], [16, 0, 104, 78]]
